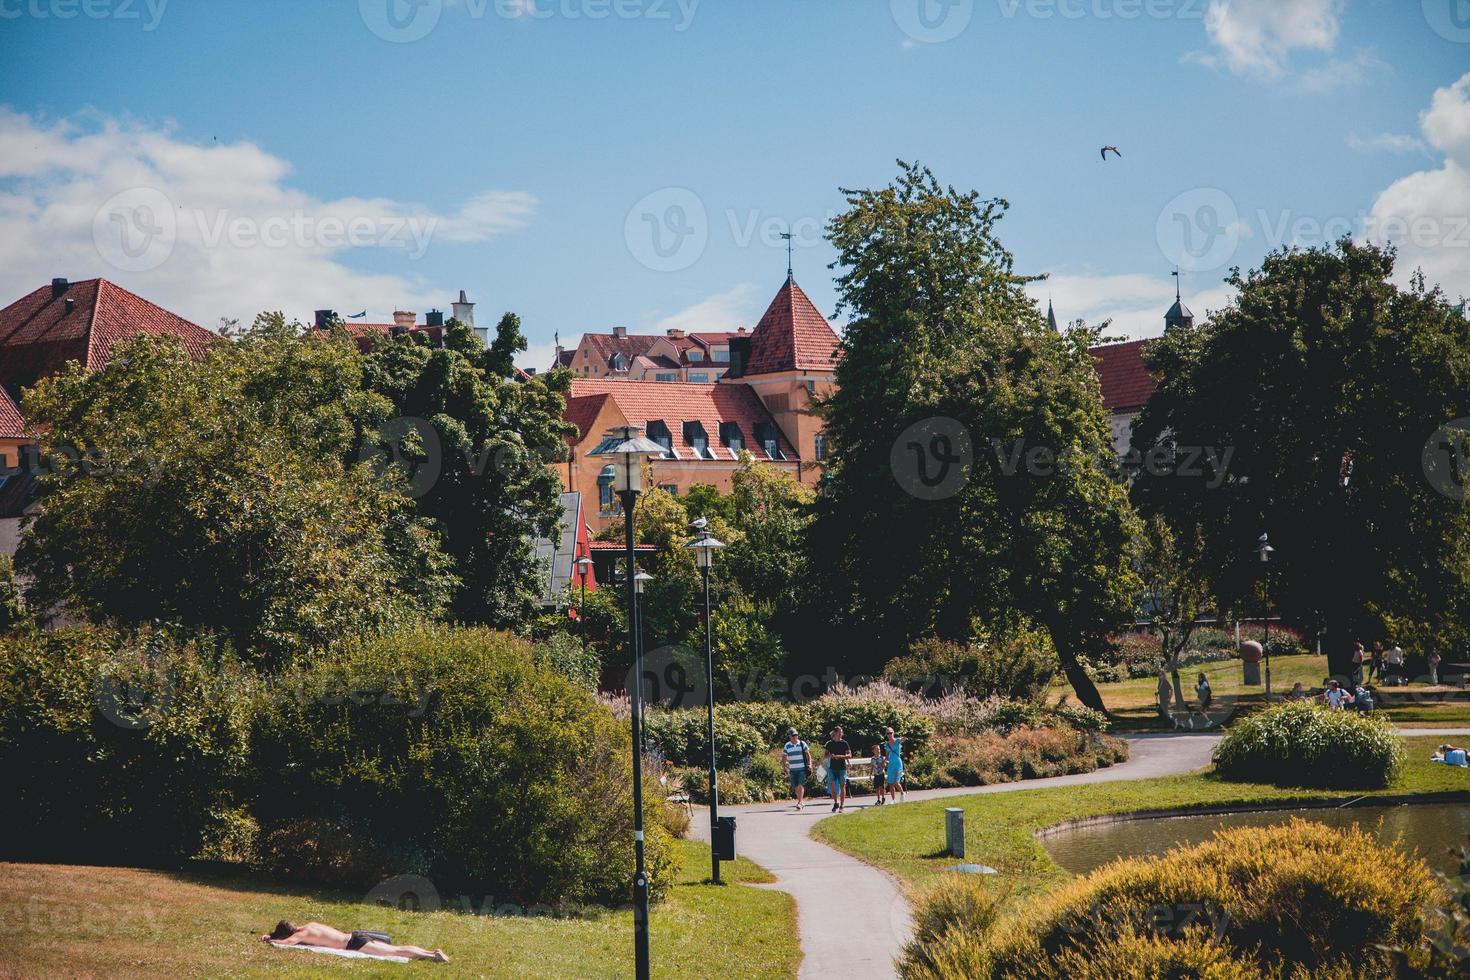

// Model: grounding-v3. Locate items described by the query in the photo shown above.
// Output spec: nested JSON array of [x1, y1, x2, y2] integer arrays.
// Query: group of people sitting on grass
[[781, 724, 906, 813], [1283, 677, 1377, 712]]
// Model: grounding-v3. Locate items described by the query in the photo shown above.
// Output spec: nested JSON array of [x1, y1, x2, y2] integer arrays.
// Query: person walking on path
[[883, 727, 905, 802], [781, 728, 811, 810], [1192, 672, 1214, 729], [1351, 642, 1366, 687], [870, 744, 886, 804], [1368, 642, 1384, 683], [1430, 650, 1442, 686], [823, 725, 852, 812]]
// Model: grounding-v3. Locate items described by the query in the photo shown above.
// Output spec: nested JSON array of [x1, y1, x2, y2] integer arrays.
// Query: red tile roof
[[589, 539, 658, 551], [564, 392, 612, 446], [568, 378, 799, 461], [1090, 339, 1156, 412], [744, 277, 841, 376], [0, 279, 215, 395], [0, 386, 25, 439]]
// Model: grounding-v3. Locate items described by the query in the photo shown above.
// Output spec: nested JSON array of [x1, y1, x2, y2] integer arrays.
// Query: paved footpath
[[690, 726, 1470, 978]]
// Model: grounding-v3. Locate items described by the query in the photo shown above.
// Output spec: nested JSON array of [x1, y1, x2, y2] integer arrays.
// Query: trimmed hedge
[[1212, 700, 1405, 789]]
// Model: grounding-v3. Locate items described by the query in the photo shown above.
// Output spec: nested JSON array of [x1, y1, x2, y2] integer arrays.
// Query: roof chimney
[[612, 326, 628, 339], [313, 309, 336, 330], [51, 277, 69, 298], [728, 335, 752, 379], [425, 309, 444, 327], [64, 298, 76, 313], [452, 290, 475, 329], [393, 310, 416, 329], [665, 328, 685, 339]]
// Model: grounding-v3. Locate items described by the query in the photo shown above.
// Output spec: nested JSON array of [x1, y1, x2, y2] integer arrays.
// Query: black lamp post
[[634, 571, 653, 739], [1256, 532, 1276, 699], [574, 555, 593, 660], [589, 425, 664, 980], [683, 518, 726, 884]]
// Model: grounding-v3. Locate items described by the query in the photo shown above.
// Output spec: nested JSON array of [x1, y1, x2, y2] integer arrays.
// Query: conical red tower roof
[[742, 276, 841, 376]]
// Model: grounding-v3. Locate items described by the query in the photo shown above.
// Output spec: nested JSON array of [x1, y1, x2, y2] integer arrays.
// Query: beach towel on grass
[[279, 944, 410, 963]]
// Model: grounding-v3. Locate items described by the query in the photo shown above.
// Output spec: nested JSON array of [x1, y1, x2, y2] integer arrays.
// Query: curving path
[[689, 732, 1223, 980]]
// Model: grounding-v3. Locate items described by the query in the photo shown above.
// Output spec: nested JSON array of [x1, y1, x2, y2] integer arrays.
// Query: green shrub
[[804, 688, 935, 760], [532, 631, 600, 692], [936, 728, 1126, 786], [743, 752, 786, 801], [251, 624, 678, 907], [1212, 700, 1405, 788], [643, 710, 765, 769], [0, 625, 254, 866], [885, 628, 1058, 701], [979, 820, 1435, 977]]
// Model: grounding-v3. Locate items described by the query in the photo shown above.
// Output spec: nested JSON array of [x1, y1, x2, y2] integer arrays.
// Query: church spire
[[1046, 298, 1059, 332], [1165, 268, 1194, 330]]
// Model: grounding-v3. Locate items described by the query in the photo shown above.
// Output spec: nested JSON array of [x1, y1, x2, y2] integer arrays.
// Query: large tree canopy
[[1131, 241, 1470, 680], [360, 314, 573, 626], [18, 319, 455, 660], [809, 162, 1140, 709]]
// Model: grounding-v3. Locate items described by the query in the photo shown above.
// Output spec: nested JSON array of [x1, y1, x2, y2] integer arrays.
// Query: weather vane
[[780, 231, 794, 280]]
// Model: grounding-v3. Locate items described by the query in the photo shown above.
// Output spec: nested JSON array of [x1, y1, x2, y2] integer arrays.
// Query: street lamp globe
[[1256, 532, 1275, 563], [634, 571, 653, 594], [684, 530, 726, 569]]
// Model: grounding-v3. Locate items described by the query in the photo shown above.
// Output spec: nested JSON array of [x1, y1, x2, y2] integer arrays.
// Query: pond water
[[1042, 802, 1470, 877]]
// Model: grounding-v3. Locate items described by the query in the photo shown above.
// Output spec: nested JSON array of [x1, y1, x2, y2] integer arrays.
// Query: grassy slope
[[1059, 653, 1470, 730], [813, 735, 1470, 902], [0, 841, 798, 980]]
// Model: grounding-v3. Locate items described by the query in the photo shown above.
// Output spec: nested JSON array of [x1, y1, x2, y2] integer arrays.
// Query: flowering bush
[[1212, 700, 1405, 788]]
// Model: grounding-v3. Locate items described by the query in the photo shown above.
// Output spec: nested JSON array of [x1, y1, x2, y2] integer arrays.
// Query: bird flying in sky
[[1100, 145, 1122, 161]]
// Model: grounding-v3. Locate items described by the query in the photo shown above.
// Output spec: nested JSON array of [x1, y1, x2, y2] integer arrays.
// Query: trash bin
[[945, 808, 965, 858], [713, 816, 737, 862]]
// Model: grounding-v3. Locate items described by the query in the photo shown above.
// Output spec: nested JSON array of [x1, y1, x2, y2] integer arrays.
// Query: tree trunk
[[1060, 654, 1108, 712]]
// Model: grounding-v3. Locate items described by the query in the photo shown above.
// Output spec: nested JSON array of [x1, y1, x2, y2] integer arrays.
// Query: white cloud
[[0, 107, 535, 329], [1347, 132, 1431, 155], [653, 283, 762, 334], [1029, 271, 1237, 341], [1186, 0, 1376, 92], [1365, 73, 1470, 298]]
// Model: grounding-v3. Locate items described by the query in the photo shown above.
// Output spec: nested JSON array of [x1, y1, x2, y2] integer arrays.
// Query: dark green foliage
[[1131, 241, 1470, 683], [810, 162, 1139, 709], [884, 629, 1059, 701], [1212, 700, 1405, 789], [251, 625, 677, 906], [643, 711, 766, 770], [532, 631, 601, 692], [0, 626, 254, 865]]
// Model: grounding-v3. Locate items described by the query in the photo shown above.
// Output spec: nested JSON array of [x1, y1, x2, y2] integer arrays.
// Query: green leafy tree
[[1132, 515, 1214, 716], [723, 453, 814, 610], [0, 555, 28, 635], [810, 162, 1140, 709], [17, 321, 454, 661], [361, 317, 573, 626], [1130, 242, 1470, 681]]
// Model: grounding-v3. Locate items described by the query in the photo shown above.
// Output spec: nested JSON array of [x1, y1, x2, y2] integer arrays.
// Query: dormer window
[[684, 421, 716, 460], [646, 420, 676, 458], [688, 350, 703, 362], [719, 421, 745, 455], [754, 422, 785, 461], [712, 348, 729, 363], [610, 353, 627, 372]]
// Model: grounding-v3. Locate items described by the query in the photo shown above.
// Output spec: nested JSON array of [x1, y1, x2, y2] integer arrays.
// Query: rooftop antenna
[[780, 231, 794, 282]]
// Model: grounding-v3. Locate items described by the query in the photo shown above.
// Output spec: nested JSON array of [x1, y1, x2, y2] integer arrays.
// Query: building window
[[719, 421, 744, 453], [684, 421, 716, 460], [688, 350, 703, 362], [597, 465, 618, 514], [754, 422, 785, 461], [689, 373, 709, 384], [658, 483, 678, 494], [814, 433, 826, 461], [806, 379, 816, 394], [646, 419, 675, 458], [655, 372, 677, 382], [712, 349, 729, 363]]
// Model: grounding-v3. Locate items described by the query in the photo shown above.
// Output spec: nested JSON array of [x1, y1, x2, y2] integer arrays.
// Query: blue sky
[[3, 0, 1469, 368]]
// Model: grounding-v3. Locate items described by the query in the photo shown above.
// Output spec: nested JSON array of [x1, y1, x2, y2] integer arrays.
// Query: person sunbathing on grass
[[262, 920, 449, 962]]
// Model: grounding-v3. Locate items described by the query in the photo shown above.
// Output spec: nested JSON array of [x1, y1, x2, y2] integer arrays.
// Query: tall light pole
[[1256, 532, 1276, 699], [634, 571, 653, 740], [574, 555, 593, 661], [683, 518, 725, 884], [589, 425, 664, 980]]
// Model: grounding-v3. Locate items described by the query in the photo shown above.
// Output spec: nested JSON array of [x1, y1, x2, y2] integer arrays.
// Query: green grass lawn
[[812, 735, 1470, 903], [0, 840, 799, 979], [1058, 653, 1470, 731]]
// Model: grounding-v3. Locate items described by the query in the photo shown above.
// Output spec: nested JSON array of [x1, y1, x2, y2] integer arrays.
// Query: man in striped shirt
[[782, 728, 811, 810]]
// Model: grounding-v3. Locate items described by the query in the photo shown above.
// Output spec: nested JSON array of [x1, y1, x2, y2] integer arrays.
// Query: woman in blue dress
[[883, 727, 904, 802]]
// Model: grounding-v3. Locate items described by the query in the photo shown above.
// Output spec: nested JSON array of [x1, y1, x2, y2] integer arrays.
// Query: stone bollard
[[945, 807, 965, 858]]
